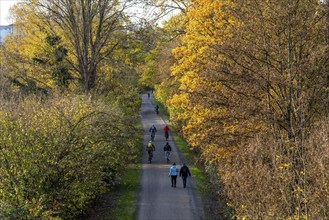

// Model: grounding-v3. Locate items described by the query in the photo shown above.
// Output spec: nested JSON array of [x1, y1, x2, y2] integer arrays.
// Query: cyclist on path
[[163, 142, 172, 162], [155, 105, 159, 114], [146, 141, 156, 163], [164, 125, 169, 140], [149, 125, 157, 140]]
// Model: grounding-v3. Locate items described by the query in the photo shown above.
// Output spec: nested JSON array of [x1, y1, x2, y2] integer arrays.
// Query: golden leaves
[[159, 0, 329, 218]]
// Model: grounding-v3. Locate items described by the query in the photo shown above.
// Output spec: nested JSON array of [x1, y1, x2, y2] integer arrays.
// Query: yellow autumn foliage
[[159, 0, 329, 218], [3, 3, 57, 89]]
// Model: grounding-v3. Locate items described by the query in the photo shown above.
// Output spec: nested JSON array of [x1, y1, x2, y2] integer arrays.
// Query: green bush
[[0, 94, 140, 219]]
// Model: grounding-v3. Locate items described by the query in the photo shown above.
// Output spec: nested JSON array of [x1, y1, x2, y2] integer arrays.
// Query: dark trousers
[[171, 175, 177, 187], [182, 176, 188, 188]]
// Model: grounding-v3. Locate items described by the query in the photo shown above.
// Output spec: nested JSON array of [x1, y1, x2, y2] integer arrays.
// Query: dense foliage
[[0, 94, 140, 219], [1, 0, 328, 219], [152, 0, 329, 219]]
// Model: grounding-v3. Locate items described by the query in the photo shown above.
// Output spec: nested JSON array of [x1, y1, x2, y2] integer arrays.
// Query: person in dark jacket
[[163, 142, 172, 162], [149, 125, 157, 140], [179, 163, 191, 188]]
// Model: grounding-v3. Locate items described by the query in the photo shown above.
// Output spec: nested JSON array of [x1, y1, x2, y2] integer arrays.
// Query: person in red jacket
[[164, 125, 169, 140]]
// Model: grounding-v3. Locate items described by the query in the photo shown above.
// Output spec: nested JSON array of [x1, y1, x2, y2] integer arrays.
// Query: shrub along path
[[136, 93, 203, 220]]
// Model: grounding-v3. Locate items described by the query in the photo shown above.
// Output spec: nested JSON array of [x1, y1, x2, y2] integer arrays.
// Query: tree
[[221, 1, 329, 217], [143, 0, 190, 22], [163, 0, 329, 218], [2, 2, 71, 94], [32, 0, 132, 92]]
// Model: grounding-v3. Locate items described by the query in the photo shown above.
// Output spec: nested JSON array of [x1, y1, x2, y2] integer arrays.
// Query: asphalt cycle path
[[136, 93, 202, 220]]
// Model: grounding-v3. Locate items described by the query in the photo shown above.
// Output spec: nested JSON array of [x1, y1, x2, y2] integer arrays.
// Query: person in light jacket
[[169, 163, 179, 188]]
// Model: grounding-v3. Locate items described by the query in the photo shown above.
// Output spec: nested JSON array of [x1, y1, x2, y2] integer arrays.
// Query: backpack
[[148, 142, 153, 148]]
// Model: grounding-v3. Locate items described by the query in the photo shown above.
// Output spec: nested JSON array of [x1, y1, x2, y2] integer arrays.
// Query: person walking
[[179, 163, 191, 188], [169, 163, 179, 188]]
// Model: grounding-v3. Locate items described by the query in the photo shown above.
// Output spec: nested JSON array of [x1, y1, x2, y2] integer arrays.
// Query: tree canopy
[[153, 0, 329, 218]]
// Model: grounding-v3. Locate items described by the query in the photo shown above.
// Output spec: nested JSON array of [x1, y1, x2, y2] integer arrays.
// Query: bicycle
[[155, 105, 159, 115], [164, 131, 169, 141], [165, 151, 170, 163], [148, 150, 153, 163], [149, 125, 157, 141]]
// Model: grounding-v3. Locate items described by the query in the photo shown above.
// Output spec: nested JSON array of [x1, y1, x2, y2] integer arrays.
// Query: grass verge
[[110, 164, 140, 219], [82, 163, 140, 220]]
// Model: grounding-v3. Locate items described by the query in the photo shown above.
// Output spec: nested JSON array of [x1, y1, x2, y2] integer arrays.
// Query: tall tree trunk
[[36, 0, 125, 93]]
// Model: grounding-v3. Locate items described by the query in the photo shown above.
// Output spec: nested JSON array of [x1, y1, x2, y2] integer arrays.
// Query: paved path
[[136, 93, 202, 220]]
